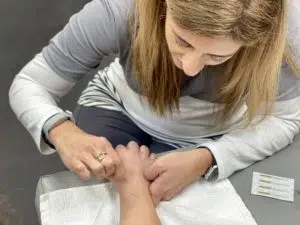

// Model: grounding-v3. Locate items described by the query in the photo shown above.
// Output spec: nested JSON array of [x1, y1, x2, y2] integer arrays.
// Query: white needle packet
[[251, 172, 295, 202]]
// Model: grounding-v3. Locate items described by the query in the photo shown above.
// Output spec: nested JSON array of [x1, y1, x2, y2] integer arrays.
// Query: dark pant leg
[[73, 105, 152, 147], [73, 105, 175, 153], [149, 141, 174, 154]]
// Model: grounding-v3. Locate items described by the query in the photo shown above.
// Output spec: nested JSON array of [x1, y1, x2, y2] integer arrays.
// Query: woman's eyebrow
[[172, 28, 237, 57], [172, 30, 194, 48]]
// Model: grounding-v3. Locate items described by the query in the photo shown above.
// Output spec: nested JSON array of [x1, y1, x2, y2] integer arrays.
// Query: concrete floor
[[0, 1, 94, 224]]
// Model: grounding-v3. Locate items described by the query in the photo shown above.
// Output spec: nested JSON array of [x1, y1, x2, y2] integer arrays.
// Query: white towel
[[40, 179, 257, 225]]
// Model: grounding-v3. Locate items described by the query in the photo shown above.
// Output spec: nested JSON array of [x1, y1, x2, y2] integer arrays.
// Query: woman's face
[[165, 12, 243, 76]]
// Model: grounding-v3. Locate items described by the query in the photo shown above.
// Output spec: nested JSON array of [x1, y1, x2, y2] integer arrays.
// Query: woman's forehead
[[167, 14, 243, 56]]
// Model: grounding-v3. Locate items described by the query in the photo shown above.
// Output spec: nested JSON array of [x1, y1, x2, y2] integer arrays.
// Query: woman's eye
[[175, 36, 190, 48]]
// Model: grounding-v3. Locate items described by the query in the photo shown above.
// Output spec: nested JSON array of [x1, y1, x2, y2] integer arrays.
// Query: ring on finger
[[95, 152, 108, 163]]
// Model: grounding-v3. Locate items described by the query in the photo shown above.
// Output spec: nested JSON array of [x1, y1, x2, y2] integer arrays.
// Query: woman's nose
[[181, 54, 205, 76]]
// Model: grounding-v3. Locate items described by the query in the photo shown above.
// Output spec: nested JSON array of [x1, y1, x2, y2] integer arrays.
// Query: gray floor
[[0, 1, 96, 224]]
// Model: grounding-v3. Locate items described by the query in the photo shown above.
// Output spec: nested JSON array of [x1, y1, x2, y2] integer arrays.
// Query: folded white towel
[[40, 179, 257, 225]]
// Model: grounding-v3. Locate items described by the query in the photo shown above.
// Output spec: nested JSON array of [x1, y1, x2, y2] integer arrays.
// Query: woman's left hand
[[144, 148, 213, 205]]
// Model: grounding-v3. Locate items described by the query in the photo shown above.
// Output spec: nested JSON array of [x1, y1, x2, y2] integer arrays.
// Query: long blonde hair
[[131, 0, 298, 124]]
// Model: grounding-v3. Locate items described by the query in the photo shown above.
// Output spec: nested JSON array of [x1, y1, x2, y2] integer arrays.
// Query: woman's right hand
[[48, 120, 121, 180]]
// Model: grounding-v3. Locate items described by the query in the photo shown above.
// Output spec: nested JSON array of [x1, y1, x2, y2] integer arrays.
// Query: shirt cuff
[[196, 142, 224, 181], [42, 111, 73, 147]]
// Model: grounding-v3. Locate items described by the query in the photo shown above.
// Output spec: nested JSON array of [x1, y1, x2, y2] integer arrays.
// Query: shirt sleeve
[[9, 0, 133, 154], [287, 0, 300, 68], [42, 0, 132, 81], [201, 92, 300, 181], [200, 0, 300, 180]]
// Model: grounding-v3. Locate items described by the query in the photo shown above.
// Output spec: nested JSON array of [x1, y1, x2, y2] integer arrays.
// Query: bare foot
[[139, 145, 156, 172], [111, 142, 155, 186]]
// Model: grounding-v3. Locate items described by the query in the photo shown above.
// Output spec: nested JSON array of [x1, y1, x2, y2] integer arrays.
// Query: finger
[[70, 159, 91, 180], [144, 160, 165, 181], [97, 137, 113, 148], [127, 141, 140, 152], [140, 145, 150, 159], [100, 155, 115, 178], [163, 184, 184, 201], [81, 153, 106, 178], [152, 195, 161, 207], [149, 175, 167, 206], [163, 190, 177, 201], [96, 137, 121, 166], [150, 186, 164, 206], [105, 146, 121, 166]]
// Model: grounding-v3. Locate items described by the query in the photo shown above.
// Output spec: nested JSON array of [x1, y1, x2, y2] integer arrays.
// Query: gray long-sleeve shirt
[[9, 0, 300, 180]]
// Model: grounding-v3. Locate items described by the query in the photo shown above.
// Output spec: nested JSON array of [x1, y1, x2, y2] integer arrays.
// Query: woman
[[9, 0, 300, 206]]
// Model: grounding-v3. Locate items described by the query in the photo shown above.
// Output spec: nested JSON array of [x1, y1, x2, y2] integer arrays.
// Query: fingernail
[[128, 141, 136, 146], [116, 145, 124, 149]]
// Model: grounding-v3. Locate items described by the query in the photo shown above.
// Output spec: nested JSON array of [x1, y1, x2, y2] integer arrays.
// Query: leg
[[149, 141, 174, 154], [73, 105, 152, 148]]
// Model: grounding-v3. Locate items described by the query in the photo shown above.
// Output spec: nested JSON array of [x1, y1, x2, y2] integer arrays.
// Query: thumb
[[149, 174, 167, 206], [144, 160, 165, 181]]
